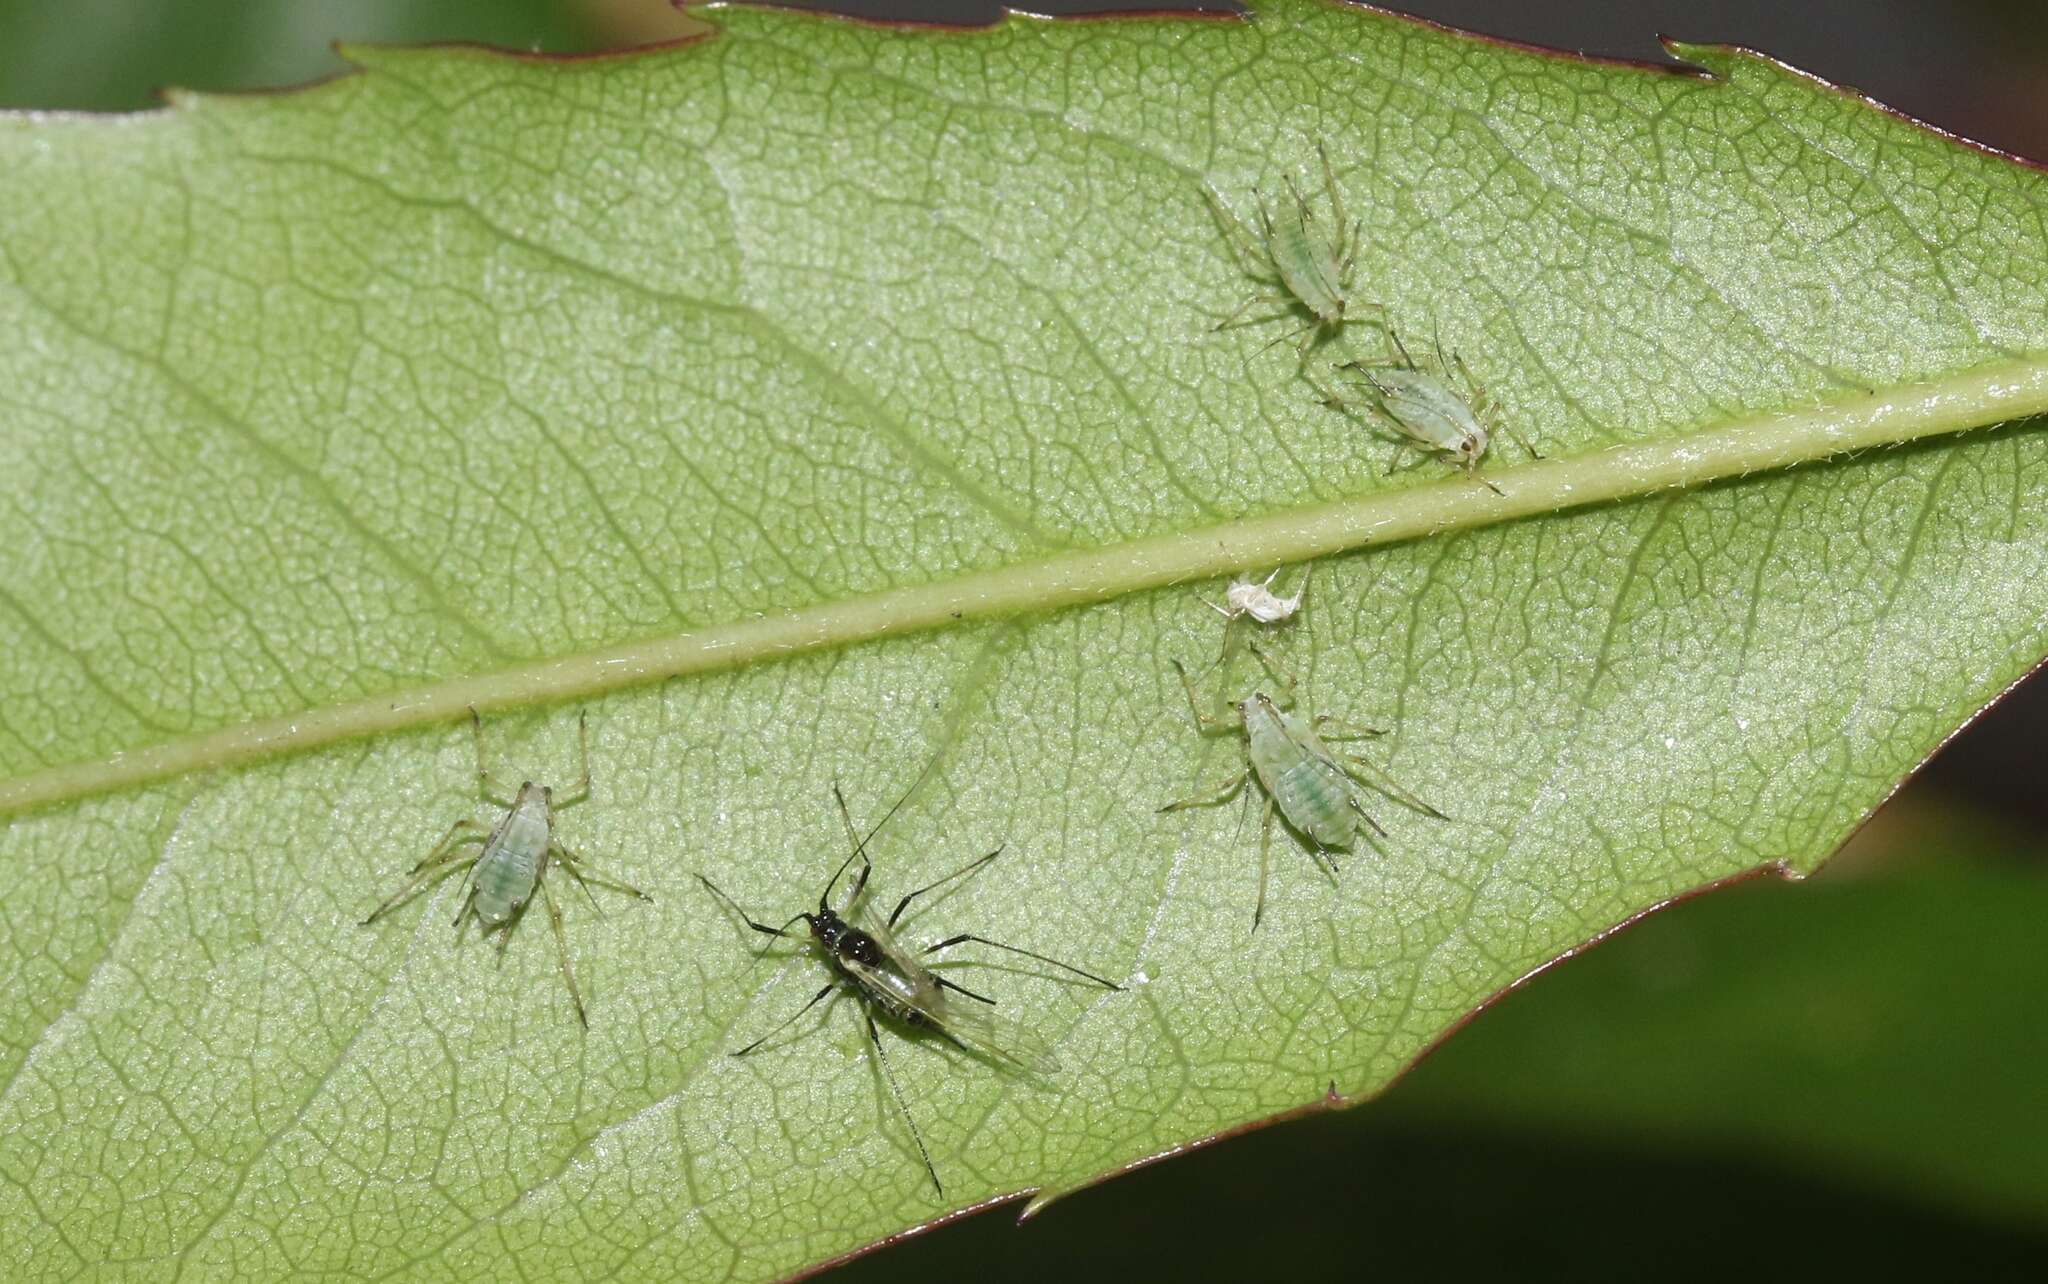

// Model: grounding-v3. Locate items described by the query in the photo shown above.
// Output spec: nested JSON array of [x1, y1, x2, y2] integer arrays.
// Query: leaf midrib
[[4, 354, 2044, 818]]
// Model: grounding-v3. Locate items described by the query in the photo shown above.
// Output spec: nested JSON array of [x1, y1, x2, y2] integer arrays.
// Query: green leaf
[[2, 1, 2046, 1277], [1382, 822, 2048, 1227]]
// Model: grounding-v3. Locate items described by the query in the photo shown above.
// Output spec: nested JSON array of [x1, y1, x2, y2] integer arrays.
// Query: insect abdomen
[[472, 841, 542, 923], [1272, 755, 1356, 847], [1273, 226, 1343, 323]]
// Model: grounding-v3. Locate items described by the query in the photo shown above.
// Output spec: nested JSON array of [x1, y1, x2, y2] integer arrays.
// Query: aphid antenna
[[886, 846, 1003, 928], [1245, 640, 1298, 692], [467, 705, 515, 808], [695, 873, 808, 944], [821, 748, 950, 910], [1169, 657, 1236, 735]]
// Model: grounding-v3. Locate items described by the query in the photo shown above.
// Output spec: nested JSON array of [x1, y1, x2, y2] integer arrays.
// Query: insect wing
[[849, 911, 1061, 1076], [932, 997, 1061, 1078]]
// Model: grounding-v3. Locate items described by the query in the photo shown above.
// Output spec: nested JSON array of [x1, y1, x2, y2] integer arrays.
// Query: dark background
[[4, 2, 2043, 1279]]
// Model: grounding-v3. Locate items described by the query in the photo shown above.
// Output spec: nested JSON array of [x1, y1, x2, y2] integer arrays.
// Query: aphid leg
[[537, 877, 589, 1029], [864, 1008, 942, 1197], [450, 881, 482, 932], [1170, 658, 1234, 735], [1163, 769, 1253, 819], [696, 874, 807, 943], [1251, 795, 1278, 934], [360, 823, 486, 925], [467, 706, 515, 807], [1339, 753, 1450, 822], [1386, 448, 1437, 479], [409, 817, 486, 874], [1287, 318, 1327, 366], [1158, 769, 1249, 814], [1499, 421, 1541, 460], [1214, 292, 1303, 333], [491, 893, 529, 956], [1312, 714, 1386, 741], [931, 974, 998, 1005], [554, 711, 592, 809], [922, 933, 1123, 990], [551, 842, 652, 906], [733, 982, 839, 1057], [886, 846, 1001, 928], [1205, 613, 1243, 674]]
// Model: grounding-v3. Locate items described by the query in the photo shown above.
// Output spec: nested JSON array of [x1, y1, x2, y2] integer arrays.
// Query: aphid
[[698, 780, 1122, 1196], [1206, 566, 1307, 627], [1321, 329, 1541, 493], [1206, 141, 1381, 365], [361, 707, 650, 1027], [1159, 650, 1444, 930]]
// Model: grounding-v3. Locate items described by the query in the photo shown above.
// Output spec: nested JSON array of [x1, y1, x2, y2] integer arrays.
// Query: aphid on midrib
[[697, 777, 1122, 1196], [1319, 328, 1541, 493], [1159, 647, 1445, 931], [361, 707, 650, 1027]]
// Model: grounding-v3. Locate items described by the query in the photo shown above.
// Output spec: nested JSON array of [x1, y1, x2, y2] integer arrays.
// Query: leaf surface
[[3, 2, 2048, 1278]]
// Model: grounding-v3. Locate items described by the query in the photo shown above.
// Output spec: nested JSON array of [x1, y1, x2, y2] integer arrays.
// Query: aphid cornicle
[[1206, 141, 1381, 365], [361, 707, 650, 1027], [1159, 649, 1445, 931], [697, 779, 1122, 1196], [1320, 329, 1541, 493]]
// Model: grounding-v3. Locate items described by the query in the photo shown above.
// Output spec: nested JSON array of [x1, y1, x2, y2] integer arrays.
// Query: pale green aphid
[[1323, 329, 1541, 493], [1159, 650, 1444, 930], [1207, 142, 1380, 364], [361, 708, 650, 1027]]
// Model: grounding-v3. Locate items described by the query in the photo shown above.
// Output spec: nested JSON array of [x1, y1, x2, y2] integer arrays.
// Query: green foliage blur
[[4, 0, 2041, 1277]]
